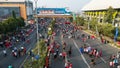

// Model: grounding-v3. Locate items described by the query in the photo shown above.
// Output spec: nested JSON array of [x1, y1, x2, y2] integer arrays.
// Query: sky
[[31, 0, 91, 12]]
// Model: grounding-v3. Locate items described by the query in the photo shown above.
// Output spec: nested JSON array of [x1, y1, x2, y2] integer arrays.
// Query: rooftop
[[82, 0, 120, 11], [0, 0, 32, 3]]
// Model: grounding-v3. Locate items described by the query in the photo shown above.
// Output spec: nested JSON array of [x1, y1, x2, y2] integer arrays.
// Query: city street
[[1, 0, 120, 68], [0, 19, 119, 68], [0, 26, 37, 68], [49, 22, 120, 68]]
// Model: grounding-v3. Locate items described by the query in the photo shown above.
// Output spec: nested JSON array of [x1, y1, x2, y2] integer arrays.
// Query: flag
[[114, 27, 119, 42]]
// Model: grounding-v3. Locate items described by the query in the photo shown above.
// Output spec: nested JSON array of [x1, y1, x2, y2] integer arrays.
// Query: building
[[0, 0, 33, 21], [82, 0, 120, 25], [36, 7, 72, 18]]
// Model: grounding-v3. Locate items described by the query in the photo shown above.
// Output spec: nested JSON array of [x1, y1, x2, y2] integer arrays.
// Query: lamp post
[[34, 0, 39, 55]]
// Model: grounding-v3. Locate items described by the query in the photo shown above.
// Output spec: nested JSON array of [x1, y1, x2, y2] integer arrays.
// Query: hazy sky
[[31, 0, 91, 12]]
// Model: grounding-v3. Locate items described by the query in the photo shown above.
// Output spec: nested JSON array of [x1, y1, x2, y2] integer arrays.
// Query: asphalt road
[[1, 21, 119, 68], [50, 23, 120, 68], [0, 26, 37, 68]]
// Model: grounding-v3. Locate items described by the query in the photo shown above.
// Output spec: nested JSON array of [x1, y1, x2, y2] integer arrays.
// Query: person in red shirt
[[69, 63, 72, 68], [24, 47, 26, 55], [62, 52, 66, 60]]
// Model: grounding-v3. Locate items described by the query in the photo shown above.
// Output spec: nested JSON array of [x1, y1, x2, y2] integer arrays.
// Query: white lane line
[[19, 40, 36, 68], [86, 43, 107, 63], [19, 55, 29, 68], [100, 57, 107, 63], [72, 39, 91, 68]]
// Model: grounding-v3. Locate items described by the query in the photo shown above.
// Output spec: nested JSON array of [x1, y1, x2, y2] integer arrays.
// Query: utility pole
[[34, 0, 39, 55]]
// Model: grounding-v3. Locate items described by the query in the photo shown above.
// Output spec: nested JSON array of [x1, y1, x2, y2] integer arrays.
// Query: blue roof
[[37, 8, 70, 14]]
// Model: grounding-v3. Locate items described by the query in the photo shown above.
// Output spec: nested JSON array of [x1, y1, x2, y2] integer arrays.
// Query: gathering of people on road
[[0, 24, 36, 68], [42, 18, 120, 68], [0, 17, 120, 68]]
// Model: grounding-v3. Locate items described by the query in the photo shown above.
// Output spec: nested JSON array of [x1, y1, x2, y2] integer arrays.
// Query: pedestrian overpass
[[35, 14, 72, 18], [35, 8, 73, 19]]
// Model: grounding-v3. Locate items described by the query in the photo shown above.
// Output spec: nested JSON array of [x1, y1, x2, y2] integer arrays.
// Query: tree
[[104, 6, 115, 23], [0, 22, 5, 34], [12, 10, 16, 19], [89, 18, 98, 31], [17, 17, 25, 27], [76, 16, 85, 26], [2, 19, 10, 33], [8, 17, 18, 31]]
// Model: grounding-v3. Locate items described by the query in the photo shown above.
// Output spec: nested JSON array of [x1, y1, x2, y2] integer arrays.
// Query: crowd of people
[[0, 24, 35, 68], [53, 20, 120, 68]]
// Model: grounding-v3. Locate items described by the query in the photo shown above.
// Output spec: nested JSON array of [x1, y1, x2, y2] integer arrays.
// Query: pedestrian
[[14, 52, 17, 58], [80, 46, 84, 54], [3, 49, 7, 57], [56, 49, 59, 56], [95, 51, 99, 58], [65, 62, 69, 68], [90, 58, 96, 65], [117, 51, 120, 59], [0, 41, 4, 48], [59, 53, 62, 58], [8, 64, 13, 68], [68, 46, 72, 57], [69, 63, 72, 68], [62, 52, 66, 60], [18, 49, 21, 57], [113, 58, 118, 67], [23, 47, 26, 55], [14, 47, 17, 52], [54, 52, 57, 60], [109, 61, 114, 68], [99, 50, 102, 57]]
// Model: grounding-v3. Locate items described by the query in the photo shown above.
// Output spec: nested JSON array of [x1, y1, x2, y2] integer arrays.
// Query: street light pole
[[34, 0, 39, 55]]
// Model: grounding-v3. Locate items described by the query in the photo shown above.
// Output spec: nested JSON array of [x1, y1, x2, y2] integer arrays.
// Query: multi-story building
[[0, 0, 33, 22], [82, 0, 120, 25]]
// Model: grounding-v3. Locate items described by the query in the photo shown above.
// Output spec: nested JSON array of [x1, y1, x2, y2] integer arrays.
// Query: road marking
[[72, 39, 91, 68], [19, 55, 29, 68], [100, 57, 107, 63], [19, 39, 36, 68]]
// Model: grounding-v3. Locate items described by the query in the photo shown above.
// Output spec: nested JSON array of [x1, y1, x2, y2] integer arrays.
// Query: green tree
[[12, 10, 16, 19], [97, 23, 114, 38], [104, 6, 115, 23], [8, 17, 19, 32], [0, 22, 5, 34], [89, 18, 98, 31], [2, 19, 10, 33], [17, 17, 25, 27], [76, 16, 85, 26]]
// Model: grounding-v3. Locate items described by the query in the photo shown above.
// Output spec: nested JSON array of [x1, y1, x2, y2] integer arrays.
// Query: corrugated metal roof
[[82, 0, 120, 11]]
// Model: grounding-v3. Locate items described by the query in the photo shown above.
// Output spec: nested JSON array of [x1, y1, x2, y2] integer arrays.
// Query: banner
[[114, 27, 119, 42]]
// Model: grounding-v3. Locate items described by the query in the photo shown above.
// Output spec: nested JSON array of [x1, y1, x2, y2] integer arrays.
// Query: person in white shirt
[[3, 49, 7, 57]]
